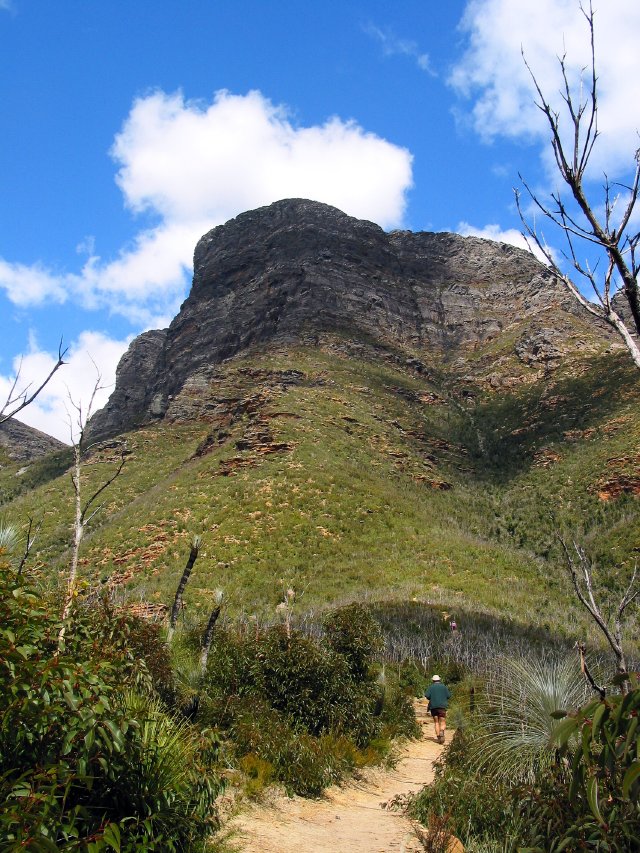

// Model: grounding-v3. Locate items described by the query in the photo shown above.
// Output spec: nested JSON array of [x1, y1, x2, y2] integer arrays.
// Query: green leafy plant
[[323, 603, 383, 680], [0, 563, 222, 850], [522, 682, 640, 851], [468, 655, 587, 785]]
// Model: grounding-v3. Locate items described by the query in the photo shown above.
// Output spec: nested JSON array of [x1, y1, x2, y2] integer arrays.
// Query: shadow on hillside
[[457, 353, 638, 482]]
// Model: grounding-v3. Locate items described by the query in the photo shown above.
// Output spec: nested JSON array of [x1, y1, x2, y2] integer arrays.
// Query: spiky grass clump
[[0, 520, 17, 553], [468, 655, 588, 785], [114, 690, 220, 844]]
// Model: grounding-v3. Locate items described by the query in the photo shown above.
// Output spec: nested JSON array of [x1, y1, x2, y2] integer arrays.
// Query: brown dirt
[[224, 700, 452, 853]]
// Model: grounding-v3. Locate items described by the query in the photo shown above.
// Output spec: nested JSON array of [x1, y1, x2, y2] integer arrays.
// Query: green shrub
[[397, 658, 429, 697], [256, 626, 379, 744], [323, 603, 383, 680], [379, 683, 421, 739], [408, 727, 523, 846], [200, 609, 417, 797], [522, 684, 640, 851], [0, 564, 222, 850]]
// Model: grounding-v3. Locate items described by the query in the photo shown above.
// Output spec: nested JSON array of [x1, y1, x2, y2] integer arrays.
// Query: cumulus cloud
[[0, 259, 69, 307], [450, 0, 640, 177], [0, 331, 131, 442], [363, 23, 434, 74], [112, 89, 412, 227], [456, 221, 550, 264], [0, 90, 412, 322]]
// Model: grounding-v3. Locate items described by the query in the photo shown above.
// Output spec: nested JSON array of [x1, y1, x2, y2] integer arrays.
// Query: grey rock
[[0, 417, 67, 462], [89, 198, 614, 440], [87, 329, 167, 440]]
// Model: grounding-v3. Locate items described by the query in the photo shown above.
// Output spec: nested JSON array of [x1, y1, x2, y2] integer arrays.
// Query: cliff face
[[89, 198, 611, 440]]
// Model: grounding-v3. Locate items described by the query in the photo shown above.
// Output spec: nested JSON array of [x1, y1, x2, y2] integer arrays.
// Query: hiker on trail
[[425, 674, 451, 744]]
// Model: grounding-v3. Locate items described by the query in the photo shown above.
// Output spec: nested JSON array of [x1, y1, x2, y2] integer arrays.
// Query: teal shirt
[[425, 682, 451, 709]]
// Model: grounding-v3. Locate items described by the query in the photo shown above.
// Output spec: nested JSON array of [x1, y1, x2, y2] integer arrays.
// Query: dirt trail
[[225, 700, 447, 853]]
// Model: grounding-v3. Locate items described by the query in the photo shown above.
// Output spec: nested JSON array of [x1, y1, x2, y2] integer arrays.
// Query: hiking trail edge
[[224, 700, 456, 853]]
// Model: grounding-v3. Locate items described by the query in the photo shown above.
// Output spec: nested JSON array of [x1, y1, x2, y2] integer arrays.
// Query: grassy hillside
[[1, 339, 638, 641]]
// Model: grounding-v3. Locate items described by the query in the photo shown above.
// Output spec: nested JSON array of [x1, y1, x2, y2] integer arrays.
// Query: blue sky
[[1, 0, 638, 440]]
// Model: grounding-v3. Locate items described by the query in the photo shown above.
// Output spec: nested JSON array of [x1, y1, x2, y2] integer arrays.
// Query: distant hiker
[[449, 619, 457, 632], [425, 674, 451, 744]]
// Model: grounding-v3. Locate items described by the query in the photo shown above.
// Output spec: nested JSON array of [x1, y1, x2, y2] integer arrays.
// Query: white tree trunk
[[58, 447, 84, 649]]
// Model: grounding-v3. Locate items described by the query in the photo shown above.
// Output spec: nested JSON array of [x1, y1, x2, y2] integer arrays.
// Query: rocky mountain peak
[[89, 198, 612, 440]]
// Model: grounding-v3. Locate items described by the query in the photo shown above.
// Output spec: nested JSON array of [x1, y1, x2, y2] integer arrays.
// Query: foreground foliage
[[0, 562, 222, 851], [1, 567, 419, 848], [197, 603, 418, 797], [409, 662, 640, 852], [523, 683, 640, 851]]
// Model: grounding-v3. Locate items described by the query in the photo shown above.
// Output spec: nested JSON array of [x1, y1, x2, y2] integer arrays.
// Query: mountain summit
[[90, 198, 613, 440]]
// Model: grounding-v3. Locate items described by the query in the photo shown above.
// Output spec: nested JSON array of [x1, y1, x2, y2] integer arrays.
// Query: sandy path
[[225, 700, 446, 853]]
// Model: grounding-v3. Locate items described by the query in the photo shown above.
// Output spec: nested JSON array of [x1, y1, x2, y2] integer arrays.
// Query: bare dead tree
[[516, 1, 640, 369], [58, 375, 127, 648], [0, 339, 68, 424], [167, 536, 201, 643], [16, 516, 42, 577], [200, 590, 224, 675], [560, 536, 638, 695]]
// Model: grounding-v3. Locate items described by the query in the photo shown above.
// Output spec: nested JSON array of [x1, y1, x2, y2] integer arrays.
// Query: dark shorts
[[430, 708, 447, 718]]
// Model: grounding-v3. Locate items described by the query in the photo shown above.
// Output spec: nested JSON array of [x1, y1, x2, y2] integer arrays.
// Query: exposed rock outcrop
[[0, 417, 67, 462], [89, 198, 614, 440]]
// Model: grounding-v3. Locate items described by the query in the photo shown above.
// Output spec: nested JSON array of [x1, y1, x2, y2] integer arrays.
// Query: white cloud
[[363, 23, 435, 74], [0, 90, 413, 322], [457, 221, 550, 264], [111, 89, 413, 228], [0, 331, 132, 442], [450, 0, 640, 178], [0, 259, 69, 306]]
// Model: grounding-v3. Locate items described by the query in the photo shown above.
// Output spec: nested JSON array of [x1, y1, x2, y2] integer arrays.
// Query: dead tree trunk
[[58, 377, 126, 650], [167, 536, 201, 643], [560, 537, 638, 695], [200, 593, 224, 675]]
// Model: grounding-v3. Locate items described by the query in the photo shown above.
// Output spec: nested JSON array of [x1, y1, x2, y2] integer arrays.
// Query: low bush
[[200, 604, 417, 796], [408, 658, 640, 851], [323, 603, 383, 680], [0, 564, 222, 850], [521, 683, 640, 851], [408, 727, 524, 847]]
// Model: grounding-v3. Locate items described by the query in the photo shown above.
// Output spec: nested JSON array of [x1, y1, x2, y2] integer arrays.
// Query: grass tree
[[0, 520, 17, 554], [200, 589, 224, 675], [469, 655, 587, 786], [167, 535, 202, 643]]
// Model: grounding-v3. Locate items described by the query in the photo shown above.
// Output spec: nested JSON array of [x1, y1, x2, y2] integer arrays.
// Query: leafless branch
[[559, 536, 637, 694], [16, 516, 42, 576], [58, 367, 126, 648], [0, 339, 68, 425], [576, 641, 605, 700], [517, 2, 640, 367], [80, 449, 127, 526]]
